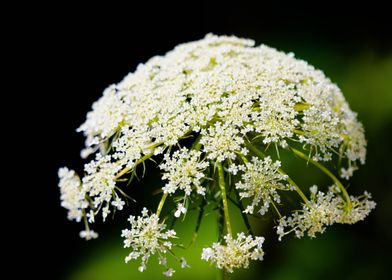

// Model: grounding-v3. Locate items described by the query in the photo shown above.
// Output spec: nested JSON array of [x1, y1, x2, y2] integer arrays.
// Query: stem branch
[[217, 162, 232, 236], [290, 147, 352, 208], [156, 192, 168, 217]]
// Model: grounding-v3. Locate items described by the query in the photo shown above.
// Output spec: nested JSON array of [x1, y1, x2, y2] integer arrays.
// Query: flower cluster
[[200, 122, 248, 162], [59, 34, 375, 276], [160, 147, 209, 197], [234, 156, 291, 215], [58, 167, 86, 222], [58, 154, 126, 237], [121, 208, 184, 276], [277, 186, 376, 240], [201, 233, 264, 272]]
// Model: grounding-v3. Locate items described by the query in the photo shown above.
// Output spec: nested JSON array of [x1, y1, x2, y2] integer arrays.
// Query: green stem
[[192, 134, 203, 151], [217, 162, 232, 236], [156, 192, 168, 217], [233, 187, 254, 235], [285, 176, 309, 204], [114, 151, 156, 180], [246, 142, 309, 203], [245, 141, 266, 158], [221, 269, 229, 280], [235, 155, 255, 234], [188, 198, 206, 247], [114, 167, 131, 180], [239, 154, 249, 164], [290, 147, 352, 208], [82, 210, 90, 231], [271, 200, 282, 218]]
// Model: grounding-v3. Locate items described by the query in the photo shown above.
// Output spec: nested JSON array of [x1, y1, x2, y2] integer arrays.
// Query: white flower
[[58, 167, 87, 222], [340, 166, 358, 180], [200, 122, 247, 162], [277, 186, 339, 240], [86, 210, 95, 223], [180, 257, 190, 268], [80, 147, 95, 159], [201, 247, 214, 260], [227, 163, 247, 175], [174, 203, 187, 218], [102, 205, 111, 221], [309, 185, 318, 194], [64, 34, 367, 231], [63, 34, 367, 226], [201, 233, 265, 273], [160, 147, 209, 196], [162, 268, 175, 277], [77, 85, 129, 145], [277, 186, 376, 240], [81, 154, 123, 220], [121, 208, 178, 273], [73, 33, 366, 181], [252, 88, 299, 144], [59, 34, 374, 275], [235, 157, 290, 215], [112, 196, 125, 210], [342, 114, 367, 164], [338, 191, 376, 224], [79, 230, 98, 240]]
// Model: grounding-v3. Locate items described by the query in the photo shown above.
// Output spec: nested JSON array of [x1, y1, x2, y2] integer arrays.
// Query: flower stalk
[[290, 147, 352, 209], [217, 162, 232, 236]]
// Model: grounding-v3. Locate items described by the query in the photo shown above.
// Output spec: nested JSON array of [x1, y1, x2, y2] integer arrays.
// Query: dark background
[[13, 3, 391, 279]]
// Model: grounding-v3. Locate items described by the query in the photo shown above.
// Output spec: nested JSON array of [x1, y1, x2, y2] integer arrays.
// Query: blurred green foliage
[[67, 48, 392, 280]]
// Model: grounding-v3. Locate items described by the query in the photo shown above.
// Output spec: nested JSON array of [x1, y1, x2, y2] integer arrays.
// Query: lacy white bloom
[[201, 233, 265, 273], [200, 122, 248, 162], [235, 157, 290, 215], [342, 116, 367, 164], [74, 33, 366, 173], [58, 167, 87, 222], [277, 187, 337, 239], [59, 34, 374, 276], [82, 154, 123, 221], [338, 191, 376, 224], [121, 208, 180, 274], [252, 89, 300, 144], [160, 147, 209, 196], [277, 186, 376, 240], [77, 85, 129, 145], [61, 34, 367, 227]]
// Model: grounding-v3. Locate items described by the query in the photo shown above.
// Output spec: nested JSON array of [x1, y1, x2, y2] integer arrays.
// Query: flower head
[[277, 186, 376, 240], [79, 229, 99, 240], [59, 34, 375, 277], [121, 208, 183, 275], [160, 147, 209, 196], [338, 191, 376, 224], [235, 156, 290, 215], [201, 233, 265, 273], [58, 167, 87, 222], [200, 122, 247, 162]]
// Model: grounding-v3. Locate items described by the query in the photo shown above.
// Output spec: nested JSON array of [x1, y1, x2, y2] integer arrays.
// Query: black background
[[10, 3, 391, 279]]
